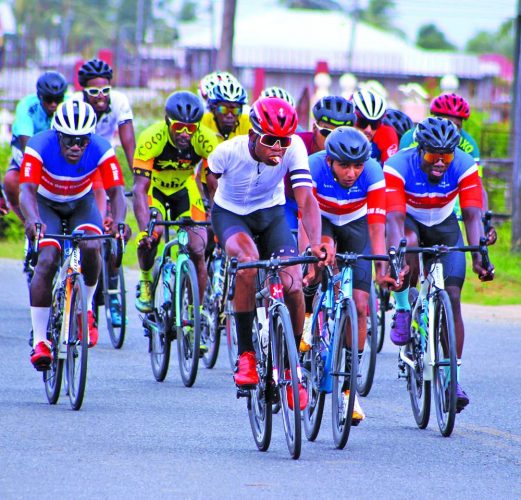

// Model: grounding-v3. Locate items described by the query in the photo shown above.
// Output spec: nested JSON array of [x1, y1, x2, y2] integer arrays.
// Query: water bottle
[[163, 263, 173, 303], [319, 311, 333, 393], [257, 306, 269, 355], [212, 259, 224, 298]]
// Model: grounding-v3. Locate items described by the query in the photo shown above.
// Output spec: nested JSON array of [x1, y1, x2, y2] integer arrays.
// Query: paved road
[[1, 258, 520, 499]]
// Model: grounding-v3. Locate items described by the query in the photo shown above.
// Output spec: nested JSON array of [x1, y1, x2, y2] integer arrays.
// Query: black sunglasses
[[355, 113, 381, 131], [42, 94, 65, 104], [59, 133, 90, 149]]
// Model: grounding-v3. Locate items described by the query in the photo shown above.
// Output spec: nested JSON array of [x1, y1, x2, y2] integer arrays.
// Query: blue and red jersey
[[371, 124, 399, 165]]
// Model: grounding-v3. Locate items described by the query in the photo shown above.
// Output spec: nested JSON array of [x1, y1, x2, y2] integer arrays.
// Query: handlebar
[[147, 209, 211, 238]]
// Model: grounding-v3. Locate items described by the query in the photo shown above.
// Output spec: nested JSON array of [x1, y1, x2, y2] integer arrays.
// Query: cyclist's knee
[[35, 248, 59, 279], [353, 289, 368, 316]]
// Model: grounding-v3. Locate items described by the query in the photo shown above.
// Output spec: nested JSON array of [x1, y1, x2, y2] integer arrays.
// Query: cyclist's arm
[[19, 135, 30, 152], [206, 170, 219, 201], [132, 174, 151, 232], [106, 185, 127, 233], [462, 205, 493, 280], [118, 120, 136, 173], [19, 182, 43, 238], [386, 210, 405, 250]]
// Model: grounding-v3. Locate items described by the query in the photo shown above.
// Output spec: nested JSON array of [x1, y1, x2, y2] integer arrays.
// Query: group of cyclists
[[0, 59, 495, 424]]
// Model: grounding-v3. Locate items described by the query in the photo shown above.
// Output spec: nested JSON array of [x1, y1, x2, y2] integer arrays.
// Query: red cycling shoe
[[285, 369, 308, 411], [234, 351, 259, 386]]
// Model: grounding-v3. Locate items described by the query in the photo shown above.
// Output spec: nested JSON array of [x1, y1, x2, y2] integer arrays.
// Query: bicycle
[[397, 237, 492, 437], [30, 224, 119, 410], [94, 223, 127, 349], [228, 253, 318, 460], [141, 210, 210, 386], [301, 251, 389, 449], [357, 280, 378, 396]]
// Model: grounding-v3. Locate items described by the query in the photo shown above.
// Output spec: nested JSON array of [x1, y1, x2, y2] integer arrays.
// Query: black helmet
[[78, 58, 113, 87], [414, 116, 460, 152], [325, 126, 371, 163], [382, 109, 414, 139], [165, 91, 204, 123], [36, 71, 67, 98], [313, 96, 356, 126]]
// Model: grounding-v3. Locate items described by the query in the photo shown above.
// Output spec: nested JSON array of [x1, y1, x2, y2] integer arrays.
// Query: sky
[[390, 0, 517, 49]]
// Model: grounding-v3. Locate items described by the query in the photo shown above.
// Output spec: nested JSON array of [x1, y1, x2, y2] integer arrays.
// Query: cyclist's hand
[[137, 230, 156, 249], [310, 242, 334, 267], [473, 258, 495, 282], [118, 223, 132, 241], [24, 220, 46, 241], [103, 216, 114, 234], [303, 264, 321, 287], [485, 226, 497, 246]]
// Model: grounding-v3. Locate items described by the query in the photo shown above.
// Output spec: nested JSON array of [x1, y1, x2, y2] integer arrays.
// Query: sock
[[394, 288, 411, 311], [31, 306, 51, 347], [85, 284, 98, 312], [235, 311, 255, 355], [140, 269, 152, 282]]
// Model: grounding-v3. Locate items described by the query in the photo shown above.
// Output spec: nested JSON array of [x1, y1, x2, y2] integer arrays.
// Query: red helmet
[[250, 97, 298, 136], [430, 93, 470, 120]]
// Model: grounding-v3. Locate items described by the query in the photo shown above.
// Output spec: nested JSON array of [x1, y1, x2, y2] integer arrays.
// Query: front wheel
[[432, 290, 457, 437], [225, 300, 238, 371], [332, 298, 358, 450], [103, 261, 127, 350], [44, 289, 65, 404], [200, 265, 221, 369], [357, 282, 378, 396], [176, 259, 201, 387]]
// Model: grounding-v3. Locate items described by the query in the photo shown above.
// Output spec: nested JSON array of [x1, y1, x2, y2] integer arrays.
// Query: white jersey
[[208, 135, 312, 215], [72, 90, 133, 143]]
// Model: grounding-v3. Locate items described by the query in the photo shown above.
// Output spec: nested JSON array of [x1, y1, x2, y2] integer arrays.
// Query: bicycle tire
[[357, 282, 378, 396], [407, 289, 431, 429], [149, 262, 172, 382], [66, 274, 89, 411], [432, 290, 457, 437], [44, 289, 65, 404], [331, 298, 359, 450], [248, 311, 272, 451], [103, 263, 127, 349], [302, 306, 326, 442], [200, 262, 221, 369], [376, 284, 389, 353], [273, 305, 302, 459], [225, 300, 238, 371], [176, 259, 201, 387]]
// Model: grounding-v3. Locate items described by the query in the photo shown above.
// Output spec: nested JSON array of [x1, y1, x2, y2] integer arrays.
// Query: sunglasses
[[42, 95, 64, 104], [84, 86, 111, 97], [258, 134, 292, 149], [215, 104, 242, 116], [422, 151, 455, 164], [315, 123, 335, 138], [167, 118, 198, 135], [59, 133, 90, 149], [355, 113, 381, 131]]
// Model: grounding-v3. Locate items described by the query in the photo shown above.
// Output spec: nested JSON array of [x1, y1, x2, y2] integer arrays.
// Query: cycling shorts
[[322, 217, 372, 293], [284, 197, 299, 232], [7, 145, 23, 172], [211, 204, 297, 259], [405, 212, 465, 288]]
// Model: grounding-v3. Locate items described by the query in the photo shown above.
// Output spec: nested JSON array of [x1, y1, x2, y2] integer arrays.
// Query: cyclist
[[207, 96, 333, 410], [352, 88, 399, 165], [260, 86, 296, 107], [382, 108, 414, 142], [76, 57, 136, 326], [19, 100, 128, 369], [384, 116, 494, 412], [132, 91, 218, 315], [4, 71, 68, 222], [198, 71, 239, 106]]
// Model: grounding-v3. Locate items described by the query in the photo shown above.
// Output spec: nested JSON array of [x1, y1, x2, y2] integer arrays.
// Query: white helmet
[[352, 88, 387, 120], [52, 100, 97, 135], [260, 86, 295, 107], [198, 71, 239, 101]]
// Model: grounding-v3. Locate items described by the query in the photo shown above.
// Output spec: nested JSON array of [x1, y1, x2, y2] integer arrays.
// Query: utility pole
[[216, 0, 237, 72], [512, 0, 521, 251]]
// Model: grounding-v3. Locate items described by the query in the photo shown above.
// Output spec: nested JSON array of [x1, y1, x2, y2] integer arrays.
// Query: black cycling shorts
[[405, 212, 466, 288], [322, 216, 372, 293], [211, 204, 297, 259]]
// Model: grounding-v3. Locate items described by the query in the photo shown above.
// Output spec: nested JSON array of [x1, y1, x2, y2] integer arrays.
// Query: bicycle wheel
[[44, 289, 64, 404], [176, 259, 201, 387], [149, 263, 172, 382], [432, 290, 457, 437], [407, 289, 431, 429], [273, 306, 302, 459], [225, 300, 238, 371], [331, 298, 358, 450], [103, 263, 127, 349], [302, 307, 326, 442], [248, 312, 272, 451], [357, 282, 378, 396], [66, 275, 89, 411], [200, 263, 221, 369], [376, 284, 389, 353]]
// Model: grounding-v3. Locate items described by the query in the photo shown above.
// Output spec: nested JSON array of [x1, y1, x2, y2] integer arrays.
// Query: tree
[[416, 23, 456, 51], [466, 19, 514, 59]]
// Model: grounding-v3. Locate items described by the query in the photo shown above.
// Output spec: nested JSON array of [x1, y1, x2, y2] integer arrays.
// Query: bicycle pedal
[[236, 387, 252, 398], [34, 362, 51, 372]]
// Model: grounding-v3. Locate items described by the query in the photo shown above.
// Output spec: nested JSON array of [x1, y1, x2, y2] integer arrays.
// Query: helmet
[[165, 91, 204, 123], [414, 117, 460, 152], [78, 58, 113, 87], [198, 71, 238, 100], [430, 93, 470, 120], [36, 71, 67, 98], [260, 86, 295, 107], [352, 88, 387, 120], [249, 97, 298, 137], [313, 96, 356, 126], [208, 79, 248, 105], [382, 109, 414, 138], [325, 126, 371, 163], [52, 100, 97, 135]]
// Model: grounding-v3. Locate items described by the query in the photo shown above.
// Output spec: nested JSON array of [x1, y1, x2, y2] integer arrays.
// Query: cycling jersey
[[371, 124, 399, 165], [73, 90, 133, 143], [208, 134, 312, 215], [133, 121, 218, 196], [384, 147, 482, 227], [309, 151, 386, 226], [200, 112, 251, 143], [19, 130, 124, 202]]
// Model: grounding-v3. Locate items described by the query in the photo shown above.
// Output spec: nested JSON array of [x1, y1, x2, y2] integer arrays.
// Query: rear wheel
[[376, 285, 390, 353], [66, 275, 89, 411], [176, 259, 201, 387], [44, 288, 65, 404], [357, 282, 378, 396], [432, 290, 457, 437], [332, 298, 358, 449], [103, 253, 127, 349], [200, 261, 221, 368]]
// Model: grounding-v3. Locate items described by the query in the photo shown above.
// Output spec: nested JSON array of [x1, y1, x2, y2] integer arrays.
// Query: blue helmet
[[382, 109, 414, 138], [165, 91, 204, 123], [414, 116, 460, 152], [313, 96, 356, 126], [325, 126, 371, 163], [36, 71, 67, 98]]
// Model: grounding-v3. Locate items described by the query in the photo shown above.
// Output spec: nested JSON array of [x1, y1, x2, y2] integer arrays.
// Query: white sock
[[85, 284, 98, 312], [31, 306, 50, 347]]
